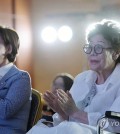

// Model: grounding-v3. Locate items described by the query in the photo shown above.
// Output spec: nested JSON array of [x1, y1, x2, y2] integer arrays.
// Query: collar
[[107, 63, 120, 85], [85, 63, 120, 89], [85, 70, 97, 87], [0, 65, 19, 88], [0, 63, 13, 77]]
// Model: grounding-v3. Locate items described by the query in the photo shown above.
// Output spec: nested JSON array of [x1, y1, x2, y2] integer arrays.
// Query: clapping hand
[[43, 90, 68, 120], [57, 89, 79, 116]]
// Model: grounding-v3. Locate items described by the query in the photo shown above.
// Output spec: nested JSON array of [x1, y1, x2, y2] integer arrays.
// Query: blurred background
[[1, 0, 120, 93]]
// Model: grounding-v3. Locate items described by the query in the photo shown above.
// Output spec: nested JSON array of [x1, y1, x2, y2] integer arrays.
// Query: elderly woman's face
[[51, 77, 65, 94], [87, 34, 115, 72]]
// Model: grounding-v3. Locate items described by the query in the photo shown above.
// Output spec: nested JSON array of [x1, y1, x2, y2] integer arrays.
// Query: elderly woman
[[0, 26, 31, 134], [27, 19, 120, 134]]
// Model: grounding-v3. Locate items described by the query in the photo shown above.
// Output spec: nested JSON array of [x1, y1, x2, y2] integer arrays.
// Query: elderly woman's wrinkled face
[[51, 77, 65, 94], [87, 34, 115, 72]]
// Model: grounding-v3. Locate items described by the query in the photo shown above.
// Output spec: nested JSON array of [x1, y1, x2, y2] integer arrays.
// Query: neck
[[96, 65, 115, 85]]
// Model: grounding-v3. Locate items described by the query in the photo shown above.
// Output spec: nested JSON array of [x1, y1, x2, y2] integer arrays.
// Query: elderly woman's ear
[[112, 51, 120, 61]]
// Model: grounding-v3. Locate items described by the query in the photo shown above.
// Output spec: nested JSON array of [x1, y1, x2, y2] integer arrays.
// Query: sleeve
[[52, 113, 65, 126], [109, 88, 120, 112], [70, 73, 88, 103], [0, 72, 31, 119], [88, 88, 120, 126], [87, 112, 103, 126]]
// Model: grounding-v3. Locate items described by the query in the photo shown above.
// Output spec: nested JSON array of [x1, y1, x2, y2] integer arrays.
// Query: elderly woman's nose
[[90, 47, 97, 55]]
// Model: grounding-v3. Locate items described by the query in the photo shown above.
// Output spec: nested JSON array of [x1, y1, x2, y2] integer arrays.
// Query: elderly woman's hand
[[43, 90, 59, 112], [57, 89, 79, 116], [57, 89, 88, 124], [43, 90, 68, 120]]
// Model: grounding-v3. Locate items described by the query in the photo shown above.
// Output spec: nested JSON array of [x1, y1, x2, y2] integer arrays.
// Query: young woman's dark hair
[[0, 26, 20, 62]]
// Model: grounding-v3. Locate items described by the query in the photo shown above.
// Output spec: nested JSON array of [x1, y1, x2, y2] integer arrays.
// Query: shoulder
[[17, 70, 31, 84], [18, 69, 30, 79], [9, 65, 31, 81], [74, 70, 92, 82], [70, 70, 92, 102]]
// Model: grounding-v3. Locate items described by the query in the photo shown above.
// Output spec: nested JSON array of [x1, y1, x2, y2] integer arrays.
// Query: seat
[[97, 111, 120, 134], [27, 89, 43, 131]]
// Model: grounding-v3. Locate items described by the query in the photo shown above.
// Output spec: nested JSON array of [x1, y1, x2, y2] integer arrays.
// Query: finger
[[57, 98, 64, 107], [43, 96, 52, 105], [57, 98, 67, 113], [43, 93, 56, 104], [57, 94, 65, 104], [66, 91, 72, 98], [43, 93, 52, 101], [57, 90, 69, 103], [44, 95, 56, 109], [57, 89, 68, 99], [57, 92, 68, 104], [44, 91, 56, 100], [57, 89, 67, 97]]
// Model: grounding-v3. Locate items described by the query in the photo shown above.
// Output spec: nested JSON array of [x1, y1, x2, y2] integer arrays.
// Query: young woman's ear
[[5, 45, 12, 55]]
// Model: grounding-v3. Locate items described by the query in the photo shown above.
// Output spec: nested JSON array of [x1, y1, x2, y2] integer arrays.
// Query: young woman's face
[[87, 34, 115, 72], [0, 36, 7, 67], [51, 77, 65, 94]]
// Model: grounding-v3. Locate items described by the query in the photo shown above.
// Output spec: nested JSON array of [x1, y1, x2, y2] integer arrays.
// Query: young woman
[[0, 26, 31, 134]]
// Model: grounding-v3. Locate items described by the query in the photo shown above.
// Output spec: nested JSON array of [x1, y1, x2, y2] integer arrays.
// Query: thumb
[[67, 90, 72, 98]]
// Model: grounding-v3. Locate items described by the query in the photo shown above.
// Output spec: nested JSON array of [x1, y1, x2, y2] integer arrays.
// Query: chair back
[[27, 89, 43, 131]]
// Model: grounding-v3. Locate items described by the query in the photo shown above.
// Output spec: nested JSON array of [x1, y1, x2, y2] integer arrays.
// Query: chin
[[89, 65, 99, 72], [90, 68, 97, 71]]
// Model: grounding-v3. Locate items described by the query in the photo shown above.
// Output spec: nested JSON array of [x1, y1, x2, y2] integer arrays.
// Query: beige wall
[[1, 0, 120, 93], [0, 0, 33, 84], [30, 0, 99, 93], [0, 0, 12, 27], [31, 0, 120, 93], [15, 0, 33, 78]]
